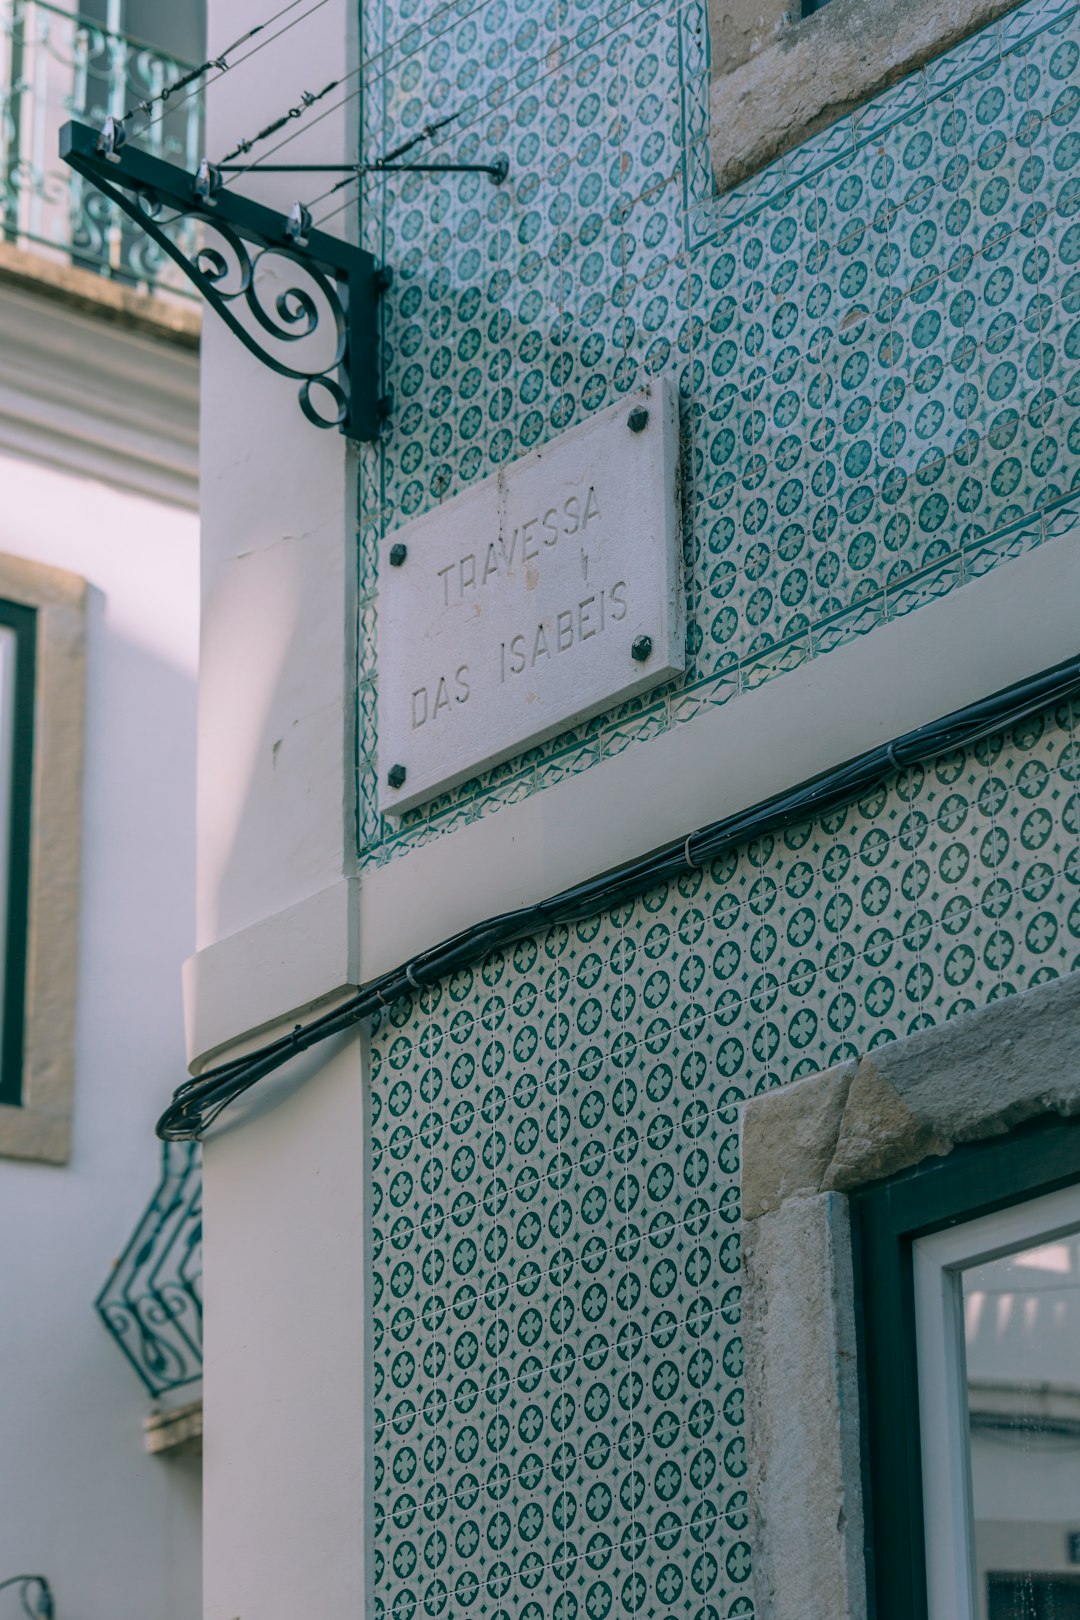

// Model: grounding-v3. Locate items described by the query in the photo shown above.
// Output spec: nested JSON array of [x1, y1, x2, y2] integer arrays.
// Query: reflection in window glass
[[987, 1572, 1080, 1619], [964, 1231, 1080, 1620]]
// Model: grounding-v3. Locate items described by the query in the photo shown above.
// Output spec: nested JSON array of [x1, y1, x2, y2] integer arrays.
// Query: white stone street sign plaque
[[377, 379, 683, 816]]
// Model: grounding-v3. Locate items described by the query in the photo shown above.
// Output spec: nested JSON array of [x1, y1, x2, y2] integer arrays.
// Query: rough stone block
[[824, 1059, 950, 1194], [708, 0, 1026, 192], [741, 1062, 853, 1219], [743, 1193, 866, 1620], [706, 0, 791, 78], [859, 972, 1080, 1145]]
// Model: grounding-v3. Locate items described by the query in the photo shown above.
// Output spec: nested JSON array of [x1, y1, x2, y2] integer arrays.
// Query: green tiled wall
[[356, 0, 1080, 863], [370, 701, 1080, 1620], [363, 2, 1080, 1612]]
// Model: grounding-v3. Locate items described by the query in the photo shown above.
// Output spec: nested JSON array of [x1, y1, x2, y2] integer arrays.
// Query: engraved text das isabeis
[[412, 483, 630, 732]]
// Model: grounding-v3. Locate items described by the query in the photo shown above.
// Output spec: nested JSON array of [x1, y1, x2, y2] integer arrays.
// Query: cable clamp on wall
[[155, 655, 1080, 1142]]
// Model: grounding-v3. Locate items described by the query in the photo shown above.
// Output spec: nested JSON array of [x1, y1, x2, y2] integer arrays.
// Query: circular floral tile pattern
[[356, 0, 1080, 860], [371, 705, 1080, 1620]]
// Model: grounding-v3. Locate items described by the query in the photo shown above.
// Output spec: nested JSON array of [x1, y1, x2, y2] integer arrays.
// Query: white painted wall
[[193, 0, 359, 965], [192, 2, 374, 1617], [0, 443, 201, 1620], [201, 1031, 369, 1620]]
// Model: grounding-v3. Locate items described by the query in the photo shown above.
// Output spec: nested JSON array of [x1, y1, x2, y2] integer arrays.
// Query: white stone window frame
[[708, 0, 1028, 193], [739, 967, 1080, 1620], [0, 554, 87, 1164]]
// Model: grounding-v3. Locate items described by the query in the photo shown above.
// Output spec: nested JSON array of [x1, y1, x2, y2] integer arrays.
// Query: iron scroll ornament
[[59, 119, 383, 442]]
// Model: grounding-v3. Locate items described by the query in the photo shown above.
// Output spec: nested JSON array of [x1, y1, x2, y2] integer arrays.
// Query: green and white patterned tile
[[356, 0, 1080, 867], [371, 699, 1080, 1620], [360, 15, 1080, 1610]]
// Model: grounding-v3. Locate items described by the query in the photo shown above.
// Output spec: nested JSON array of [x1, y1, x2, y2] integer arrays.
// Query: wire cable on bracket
[[214, 0, 518, 181], [304, 0, 672, 226], [0, 1578, 53, 1620], [156, 654, 1080, 1143], [119, 0, 321, 125], [145, 0, 512, 177], [134, 0, 335, 138], [296, 112, 465, 208], [217, 79, 341, 165]]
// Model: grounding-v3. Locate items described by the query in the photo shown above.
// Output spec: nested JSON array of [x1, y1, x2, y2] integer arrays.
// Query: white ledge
[[186, 533, 1080, 1069], [358, 534, 1080, 981], [184, 877, 359, 1071]]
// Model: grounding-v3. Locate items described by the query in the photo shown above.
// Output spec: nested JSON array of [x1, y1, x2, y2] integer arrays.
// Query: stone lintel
[[708, 0, 1026, 193], [742, 968, 1080, 1220]]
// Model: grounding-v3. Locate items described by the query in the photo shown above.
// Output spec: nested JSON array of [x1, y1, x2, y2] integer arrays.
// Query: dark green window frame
[[853, 1115, 1080, 1620], [0, 600, 36, 1109]]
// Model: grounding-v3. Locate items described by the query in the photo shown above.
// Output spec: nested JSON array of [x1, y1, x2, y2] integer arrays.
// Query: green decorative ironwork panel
[[370, 699, 1080, 1620], [356, 0, 1080, 863], [0, 0, 202, 290], [96, 1141, 203, 1397]]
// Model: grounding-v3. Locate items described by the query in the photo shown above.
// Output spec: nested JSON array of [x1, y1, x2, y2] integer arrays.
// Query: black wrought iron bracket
[[60, 119, 384, 441]]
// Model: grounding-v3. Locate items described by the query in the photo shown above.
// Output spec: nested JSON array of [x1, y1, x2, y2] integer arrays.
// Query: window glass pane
[[0, 624, 18, 1074], [121, 0, 206, 69], [77, 0, 206, 59], [964, 1229, 1080, 1620]]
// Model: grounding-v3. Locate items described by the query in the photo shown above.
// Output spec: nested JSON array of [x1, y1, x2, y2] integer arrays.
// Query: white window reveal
[[915, 1184, 1080, 1620]]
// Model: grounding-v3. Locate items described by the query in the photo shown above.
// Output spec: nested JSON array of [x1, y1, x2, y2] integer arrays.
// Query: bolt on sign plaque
[[377, 379, 683, 816]]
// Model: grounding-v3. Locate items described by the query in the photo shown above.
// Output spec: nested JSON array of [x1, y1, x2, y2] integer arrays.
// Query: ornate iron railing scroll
[[1, 0, 202, 292], [61, 118, 382, 441], [96, 1140, 203, 1398]]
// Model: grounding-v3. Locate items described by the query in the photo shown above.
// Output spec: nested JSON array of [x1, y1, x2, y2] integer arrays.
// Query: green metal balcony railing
[[0, 0, 202, 293], [97, 1142, 203, 1397]]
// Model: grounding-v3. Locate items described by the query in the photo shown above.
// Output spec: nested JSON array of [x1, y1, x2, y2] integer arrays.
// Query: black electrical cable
[[0, 1577, 54, 1620], [121, 0, 323, 124], [156, 653, 1080, 1142], [216, 79, 341, 165]]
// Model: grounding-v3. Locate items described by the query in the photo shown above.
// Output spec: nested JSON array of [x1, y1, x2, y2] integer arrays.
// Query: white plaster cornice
[[356, 533, 1080, 984], [0, 276, 199, 507], [183, 531, 1080, 1069]]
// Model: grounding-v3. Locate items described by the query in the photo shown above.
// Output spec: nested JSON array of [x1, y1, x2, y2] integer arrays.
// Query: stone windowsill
[[0, 242, 200, 350], [144, 1397, 203, 1457]]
